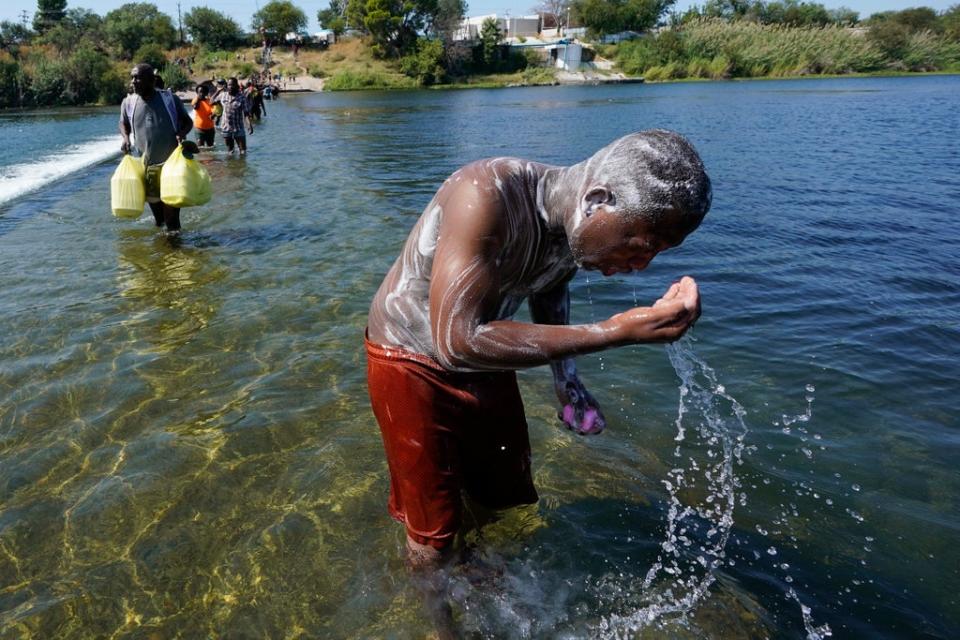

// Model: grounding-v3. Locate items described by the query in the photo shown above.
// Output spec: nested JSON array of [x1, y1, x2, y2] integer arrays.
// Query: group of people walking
[[191, 78, 275, 155], [118, 63, 280, 235]]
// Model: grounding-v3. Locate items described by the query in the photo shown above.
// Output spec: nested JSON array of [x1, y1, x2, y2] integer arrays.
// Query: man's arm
[[119, 97, 132, 154], [530, 283, 606, 434], [174, 98, 193, 141], [428, 191, 700, 372]]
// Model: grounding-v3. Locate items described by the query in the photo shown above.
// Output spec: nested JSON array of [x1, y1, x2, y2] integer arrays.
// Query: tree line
[[610, 4, 960, 81], [0, 0, 315, 108]]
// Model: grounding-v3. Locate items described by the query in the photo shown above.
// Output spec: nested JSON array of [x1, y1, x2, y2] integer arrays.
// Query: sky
[[2, 0, 956, 35]]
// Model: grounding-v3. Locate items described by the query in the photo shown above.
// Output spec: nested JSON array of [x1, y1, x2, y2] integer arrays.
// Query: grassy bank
[[606, 19, 960, 81]]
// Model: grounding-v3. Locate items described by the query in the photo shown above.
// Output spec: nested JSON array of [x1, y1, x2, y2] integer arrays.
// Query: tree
[[62, 45, 112, 104], [571, 0, 674, 35], [1, 21, 35, 50], [104, 3, 177, 59], [533, 0, 570, 33], [943, 4, 960, 41], [36, 8, 104, 53], [318, 0, 347, 33], [33, 0, 66, 33], [479, 16, 501, 68], [347, 0, 445, 57], [400, 37, 446, 83], [184, 7, 243, 49], [252, 0, 308, 39], [134, 42, 167, 69], [828, 6, 858, 25]]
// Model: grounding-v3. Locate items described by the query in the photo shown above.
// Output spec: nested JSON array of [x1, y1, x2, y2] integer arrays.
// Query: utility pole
[[177, 2, 184, 45], [19, 10, 30, 27]]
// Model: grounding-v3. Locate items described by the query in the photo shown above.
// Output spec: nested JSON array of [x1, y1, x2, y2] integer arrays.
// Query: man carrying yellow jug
[[119, 63, 194, 235]]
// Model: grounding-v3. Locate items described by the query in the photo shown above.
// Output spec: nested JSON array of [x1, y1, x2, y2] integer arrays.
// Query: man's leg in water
[[163, 205, 181, 232], [236, 135, 247, 155], [148, 201, 164, 226], [224, 135, 235, 153]]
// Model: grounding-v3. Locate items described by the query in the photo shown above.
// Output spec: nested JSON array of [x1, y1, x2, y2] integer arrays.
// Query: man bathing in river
[[366, 130, 712, 567]]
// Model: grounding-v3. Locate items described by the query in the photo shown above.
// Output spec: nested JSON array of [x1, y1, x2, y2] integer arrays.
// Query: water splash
[[0, 135, 118, 203], [597, 336, 748, 636]]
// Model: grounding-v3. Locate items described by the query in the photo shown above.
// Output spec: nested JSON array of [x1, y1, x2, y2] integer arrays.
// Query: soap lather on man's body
[[366, 129, 712, 565]]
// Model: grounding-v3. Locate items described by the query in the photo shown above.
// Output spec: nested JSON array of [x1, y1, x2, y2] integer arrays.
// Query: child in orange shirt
[[191, 85, 216, 148]]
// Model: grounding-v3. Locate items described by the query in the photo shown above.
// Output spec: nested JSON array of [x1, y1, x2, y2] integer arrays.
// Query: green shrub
[[29, 58, 66, 105], [233, 61, 257, 77], [308, 64, 327, 77], [134, 43, 167, 69], [62, 46, 112, 104], [520, 66, 557, 84], [399, 38, 446, 85], [161, 63, 191, 90], [324, 69, 415, 90], [0, 55, 22, 107], [98, 67, 129, 103]]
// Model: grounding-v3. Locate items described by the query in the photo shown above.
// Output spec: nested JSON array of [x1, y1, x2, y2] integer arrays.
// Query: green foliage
[[134, 43, 168, 70], [571, 0, 675, 36], [233, 61, 258, 77], [161, 63, 191, 89], [29, 57, 66, 104], [479, 17, 501, 67], [318, 0, 348, 34], [36, 9, 104, 53], [323, 68, 416, 89], [104, 3, 177, 59], [252, 0, 308, 38], [184, 7, 243, 49], [521, 65, 558, 84], [399, 37, 446, 84], [61, 45, 112, 104], [944, 4, 960, 41], [1, 21, 35, 50], [33, 0, 66, 33], [613, 18, 896, 79], [308, 64, 327, 77], [0, 54, 22, 107], [347, 0, 449, 58], [97, 67, 129, 103]]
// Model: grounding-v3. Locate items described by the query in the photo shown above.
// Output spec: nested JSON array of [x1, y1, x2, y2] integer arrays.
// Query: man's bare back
[[368, 157, 577, 364]]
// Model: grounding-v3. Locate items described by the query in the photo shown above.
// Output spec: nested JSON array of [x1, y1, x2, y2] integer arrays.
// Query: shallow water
[[1, 76, 959, 638]]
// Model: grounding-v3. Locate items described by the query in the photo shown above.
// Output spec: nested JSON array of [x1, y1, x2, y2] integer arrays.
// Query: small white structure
[[547, 42, 582, 70], [314, 30, 336, 45]]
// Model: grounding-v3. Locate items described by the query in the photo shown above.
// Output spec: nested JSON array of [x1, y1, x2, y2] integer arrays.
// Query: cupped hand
[[120, 140, 131, 154], [608, 276, 700, 344]]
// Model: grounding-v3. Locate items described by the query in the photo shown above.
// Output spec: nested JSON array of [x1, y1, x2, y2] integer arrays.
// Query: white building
[[454, 14, 541, 41]]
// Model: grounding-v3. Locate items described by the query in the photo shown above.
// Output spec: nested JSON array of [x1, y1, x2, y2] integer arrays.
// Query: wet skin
[[368, 156, 701, 438]]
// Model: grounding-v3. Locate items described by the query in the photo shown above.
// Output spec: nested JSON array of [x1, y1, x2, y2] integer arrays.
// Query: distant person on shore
[[366, 130, 710, 572], [212, 77, 253, 155], [119, 63, 193, 234], [191, 85, 216, 149]]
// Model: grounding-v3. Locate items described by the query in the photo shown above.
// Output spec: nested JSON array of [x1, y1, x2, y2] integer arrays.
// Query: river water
[[1, 76, 958, 638]]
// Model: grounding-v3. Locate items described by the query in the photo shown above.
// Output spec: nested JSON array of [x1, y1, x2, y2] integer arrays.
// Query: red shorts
[[365, 334, 538, 549]]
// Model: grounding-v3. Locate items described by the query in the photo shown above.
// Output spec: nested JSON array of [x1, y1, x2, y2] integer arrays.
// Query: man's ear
[[583, 186, 615, 217]]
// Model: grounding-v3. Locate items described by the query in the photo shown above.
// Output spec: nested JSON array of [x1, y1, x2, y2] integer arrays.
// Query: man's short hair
[[131, 63, 154, 77], [589, 130, 712, 231]]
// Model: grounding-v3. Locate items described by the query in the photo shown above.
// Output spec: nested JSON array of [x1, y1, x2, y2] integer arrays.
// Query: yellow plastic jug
[[160, 145, 212, 208], [110, 154, 145, 219]]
